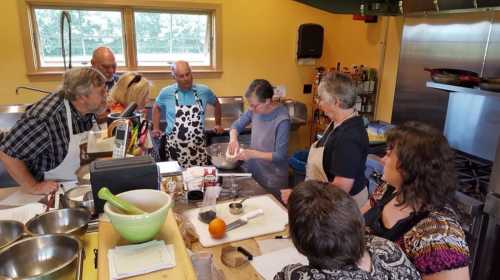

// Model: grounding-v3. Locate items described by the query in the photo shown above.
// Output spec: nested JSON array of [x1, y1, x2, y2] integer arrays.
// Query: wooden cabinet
[[477, 0, 500, 8], [438, 0, 475, 10], [403, 0, 437, 14], [403, 0, 487, 14]]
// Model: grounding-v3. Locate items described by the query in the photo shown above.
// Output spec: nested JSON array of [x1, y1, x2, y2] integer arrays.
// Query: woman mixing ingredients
[[228, 79, 290, 198]]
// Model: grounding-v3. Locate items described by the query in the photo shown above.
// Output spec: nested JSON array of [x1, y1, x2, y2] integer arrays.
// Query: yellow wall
[[0, 0, 402, 150]]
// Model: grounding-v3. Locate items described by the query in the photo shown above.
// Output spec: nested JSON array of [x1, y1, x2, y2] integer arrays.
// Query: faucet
[[15, 86, 52, 95]]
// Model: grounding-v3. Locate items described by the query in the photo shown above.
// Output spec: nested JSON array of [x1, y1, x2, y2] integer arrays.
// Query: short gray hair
[[59, 68, 106, 101], [318, 71, 358, 109]]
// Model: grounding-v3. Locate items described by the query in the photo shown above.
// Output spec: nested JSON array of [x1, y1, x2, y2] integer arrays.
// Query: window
[[33, 8, 125, 67], [134, 11, 211, 67], [19, 1, 221, 76]]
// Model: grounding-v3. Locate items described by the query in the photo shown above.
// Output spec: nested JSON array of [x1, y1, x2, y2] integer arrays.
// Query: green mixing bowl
[[104, 189, 173, 243]]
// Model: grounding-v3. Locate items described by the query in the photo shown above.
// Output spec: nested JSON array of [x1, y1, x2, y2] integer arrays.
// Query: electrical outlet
[[303, 84, 312, 94]]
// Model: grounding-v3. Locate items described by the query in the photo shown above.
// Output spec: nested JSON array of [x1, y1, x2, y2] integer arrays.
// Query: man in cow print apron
[[163, 89, 208, 167], [152, 61, 223, 168]]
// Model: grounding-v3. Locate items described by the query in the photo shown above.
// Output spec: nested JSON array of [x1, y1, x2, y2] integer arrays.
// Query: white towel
[[108, 240, 176, 279]]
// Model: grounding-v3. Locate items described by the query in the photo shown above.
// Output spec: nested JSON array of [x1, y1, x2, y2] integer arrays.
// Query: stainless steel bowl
[[0, 234, 82, 280], [0, 220, 24, 250], [26, 208, 90, 238], [63, 185, 95, 215], [207, 142, 246, 170]]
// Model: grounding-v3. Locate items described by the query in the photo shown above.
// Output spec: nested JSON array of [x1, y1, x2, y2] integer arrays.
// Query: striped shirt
[[0, 92, 94, 180]]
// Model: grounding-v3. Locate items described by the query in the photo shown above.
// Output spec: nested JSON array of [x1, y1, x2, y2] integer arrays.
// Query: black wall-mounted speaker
[[297, 23, 324, 59]]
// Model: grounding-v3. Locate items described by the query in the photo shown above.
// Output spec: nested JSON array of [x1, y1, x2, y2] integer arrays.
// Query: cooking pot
[[424, 68, 480, 87], [479, 77, 500, 92], [63, 185, 95, 216], [107, 112, 141, 127], [25, 208, 90, 239], [0, 234, 82, 280]]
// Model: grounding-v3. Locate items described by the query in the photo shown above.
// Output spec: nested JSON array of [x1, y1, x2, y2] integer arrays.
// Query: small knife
[[226, 209, 264, 232]]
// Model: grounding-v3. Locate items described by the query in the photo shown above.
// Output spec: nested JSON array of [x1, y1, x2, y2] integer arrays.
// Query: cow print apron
[[163, 89, 208, 168]]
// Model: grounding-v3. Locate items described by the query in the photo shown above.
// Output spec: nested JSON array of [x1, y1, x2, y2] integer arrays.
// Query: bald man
[[152, 61, 223, 168], [91, 46, 119, 91]]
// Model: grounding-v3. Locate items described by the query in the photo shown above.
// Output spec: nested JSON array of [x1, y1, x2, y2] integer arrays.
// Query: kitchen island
[[0, 174, 289, 280]]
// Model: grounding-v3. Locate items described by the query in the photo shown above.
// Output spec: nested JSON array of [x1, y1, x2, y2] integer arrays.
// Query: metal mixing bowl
[[207, 142, 246, 170], [0, 234, 82, 280], [25, 208, 90, 238], [63, 185, 95, 215], [0, 220, 24, 250]]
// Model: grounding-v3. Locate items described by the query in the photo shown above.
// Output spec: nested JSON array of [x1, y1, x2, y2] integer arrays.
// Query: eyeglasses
[[127, 75, 142, 88], [249, 102, 264, 110]]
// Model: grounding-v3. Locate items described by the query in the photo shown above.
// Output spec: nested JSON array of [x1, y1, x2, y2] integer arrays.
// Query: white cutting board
[[184, 195, 288, 247]]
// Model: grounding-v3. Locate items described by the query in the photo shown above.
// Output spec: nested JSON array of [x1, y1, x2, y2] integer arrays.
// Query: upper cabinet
[[403, 0, 500, 14], [438, 0, 475, 10], [477, 0, 500, 8], [403, 0, 437, 14]]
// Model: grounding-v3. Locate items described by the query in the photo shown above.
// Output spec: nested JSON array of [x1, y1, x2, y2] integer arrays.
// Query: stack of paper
[[108, 240, 176, 279], [251, 246, 308, 280]]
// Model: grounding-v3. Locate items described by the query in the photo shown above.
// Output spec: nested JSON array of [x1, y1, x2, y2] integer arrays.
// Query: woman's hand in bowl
[[227, 140, 240, 157]]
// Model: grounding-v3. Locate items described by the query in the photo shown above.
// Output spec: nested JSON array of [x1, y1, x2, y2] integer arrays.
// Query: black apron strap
[[364, 185, 429, 241]]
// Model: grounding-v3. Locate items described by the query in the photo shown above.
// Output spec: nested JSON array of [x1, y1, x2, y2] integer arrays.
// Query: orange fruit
[[208, 218, 226, 239]]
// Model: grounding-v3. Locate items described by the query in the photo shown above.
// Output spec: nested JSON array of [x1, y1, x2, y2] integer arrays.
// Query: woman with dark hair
[[228, 79, 290, 197], [275, 180, 421, 280], [362, 122, 470, 280]]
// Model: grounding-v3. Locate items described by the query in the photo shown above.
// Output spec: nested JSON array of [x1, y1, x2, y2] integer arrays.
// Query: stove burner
[[455, 151, 493, 202]]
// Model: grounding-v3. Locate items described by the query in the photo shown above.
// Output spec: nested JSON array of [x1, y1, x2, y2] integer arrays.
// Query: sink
[[0, 104, 30, 187], [0, 104, 30, 130], [282, 100, 307, 130]]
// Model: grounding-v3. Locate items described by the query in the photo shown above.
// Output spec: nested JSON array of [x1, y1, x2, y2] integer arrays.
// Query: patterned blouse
[[367, 184, 470, 275], [274, 235, 421, 280]]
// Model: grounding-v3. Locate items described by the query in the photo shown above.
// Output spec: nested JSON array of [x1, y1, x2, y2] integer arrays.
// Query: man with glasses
[[152, 60, 223, 167], [0, 68, 107, 194], [91, 46, 119, 91]]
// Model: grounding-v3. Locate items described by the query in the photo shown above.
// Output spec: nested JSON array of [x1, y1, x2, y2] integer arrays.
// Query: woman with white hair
[[282, 71, 369, 206], [108, 72, 151, 113]]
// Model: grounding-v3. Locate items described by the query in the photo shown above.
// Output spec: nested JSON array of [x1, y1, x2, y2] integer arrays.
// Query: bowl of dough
[[207, 143, 247, 170]]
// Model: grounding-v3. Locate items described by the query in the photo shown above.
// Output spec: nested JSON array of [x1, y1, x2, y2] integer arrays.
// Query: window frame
[[18, 0, 222, 79]]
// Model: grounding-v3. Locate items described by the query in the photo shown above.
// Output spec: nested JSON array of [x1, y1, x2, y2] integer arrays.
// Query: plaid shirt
[[0, 92, 94, 180]]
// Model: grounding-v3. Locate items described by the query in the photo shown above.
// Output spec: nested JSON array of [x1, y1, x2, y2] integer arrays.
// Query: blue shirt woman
[[229, 80, 290, 198]]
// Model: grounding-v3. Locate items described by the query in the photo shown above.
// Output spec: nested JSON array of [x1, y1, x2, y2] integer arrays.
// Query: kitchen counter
[[0, 175, 288, 280]]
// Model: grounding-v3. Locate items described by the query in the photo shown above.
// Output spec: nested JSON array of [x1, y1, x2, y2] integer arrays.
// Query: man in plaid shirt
[[0, 68, 107, 194]]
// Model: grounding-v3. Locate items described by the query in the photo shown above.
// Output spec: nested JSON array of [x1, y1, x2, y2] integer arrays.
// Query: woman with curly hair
[[362, 122, 470, 280]]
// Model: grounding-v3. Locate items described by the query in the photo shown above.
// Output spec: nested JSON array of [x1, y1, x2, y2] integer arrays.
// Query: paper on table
[[0, 190, 44, 206], [256, 238, 294, 255], [108, 240, 176, 280], [0, 203, 47, 223], [157, 161, 183, 175], [251, 246, 308, 280]]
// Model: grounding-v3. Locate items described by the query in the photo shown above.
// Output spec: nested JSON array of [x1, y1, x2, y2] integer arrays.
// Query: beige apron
[[305, 121, 368, 207], [44, 100, 87, 181]]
